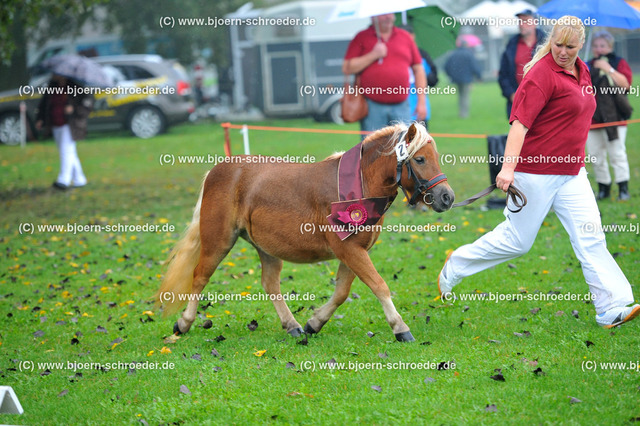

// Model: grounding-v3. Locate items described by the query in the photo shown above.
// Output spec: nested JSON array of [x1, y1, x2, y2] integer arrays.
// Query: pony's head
[[382, 122, 454, 212]]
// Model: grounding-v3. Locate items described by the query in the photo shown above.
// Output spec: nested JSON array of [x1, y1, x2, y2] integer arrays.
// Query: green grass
[[1, 81, 639, 424]]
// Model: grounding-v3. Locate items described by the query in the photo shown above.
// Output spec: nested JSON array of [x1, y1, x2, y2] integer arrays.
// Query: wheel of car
[[128, 106, 165, 139], [0, 112, 23, 145], [327, 101, 344, 125]]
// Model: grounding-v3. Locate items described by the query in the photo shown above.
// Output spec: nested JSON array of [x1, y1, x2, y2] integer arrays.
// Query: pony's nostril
[[442, 192, 451, 205]]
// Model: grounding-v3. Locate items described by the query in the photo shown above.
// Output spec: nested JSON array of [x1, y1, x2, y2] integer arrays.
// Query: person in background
[[438, 16, 639, 329], [444, 39, 482, 119], [498, 9, 545, 119], [36, 75, 93, 190], [401, 24, 438, 129], [343, 13, 427, 134], [585, 30, 633, 201]]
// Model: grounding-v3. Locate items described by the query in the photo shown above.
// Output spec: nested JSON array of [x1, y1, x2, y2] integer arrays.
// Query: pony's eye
[[414, 157, 425, 165]]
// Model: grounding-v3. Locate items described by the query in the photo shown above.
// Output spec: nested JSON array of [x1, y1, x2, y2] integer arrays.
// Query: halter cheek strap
[[395, 142, 448, 206]]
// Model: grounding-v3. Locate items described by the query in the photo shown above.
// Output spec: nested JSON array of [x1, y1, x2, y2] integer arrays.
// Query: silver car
[[0, 54, 194, 143]]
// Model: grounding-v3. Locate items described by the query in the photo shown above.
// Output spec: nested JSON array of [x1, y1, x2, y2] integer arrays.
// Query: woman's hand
[[496, 168, 514, 192], [592, 59, 612, 73]]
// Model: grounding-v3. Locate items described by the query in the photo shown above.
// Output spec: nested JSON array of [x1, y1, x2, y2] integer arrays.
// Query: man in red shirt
[[343, 14, 426, 134], [439, 16, 639, 329]]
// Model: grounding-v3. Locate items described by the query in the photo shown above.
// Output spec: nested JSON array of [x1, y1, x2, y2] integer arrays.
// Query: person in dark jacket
[[585, 30, 633, 200], [498, 9, 545, 119], [36, 75, 94, 190], [444, 40, 482, 118]]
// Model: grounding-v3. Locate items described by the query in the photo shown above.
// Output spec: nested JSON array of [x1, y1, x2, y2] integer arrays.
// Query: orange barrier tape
[[589, 118, 640, 129], [221, 118, 640, 140], [220, 122, 488, 139]]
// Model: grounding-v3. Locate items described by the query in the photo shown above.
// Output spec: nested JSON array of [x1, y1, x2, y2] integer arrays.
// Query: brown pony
[[157, 122, 454, 341]]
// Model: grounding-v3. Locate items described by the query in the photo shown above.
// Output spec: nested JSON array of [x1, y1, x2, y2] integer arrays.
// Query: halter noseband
[[394, 138, 448, 206]]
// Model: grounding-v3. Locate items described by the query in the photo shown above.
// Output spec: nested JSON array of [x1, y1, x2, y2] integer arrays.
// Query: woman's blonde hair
[[523, 15, 585, 76]]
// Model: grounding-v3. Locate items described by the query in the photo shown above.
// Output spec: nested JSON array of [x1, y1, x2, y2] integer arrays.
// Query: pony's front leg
[[257, 249, 304, 337], [304, 261, 355, 335], [336, 247, 415, 342]]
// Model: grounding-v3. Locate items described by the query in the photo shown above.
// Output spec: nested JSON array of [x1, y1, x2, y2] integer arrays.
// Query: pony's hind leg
[[304, 261, 355, 335], [257, 249, 303, 336], [175, 243, 235, 334]]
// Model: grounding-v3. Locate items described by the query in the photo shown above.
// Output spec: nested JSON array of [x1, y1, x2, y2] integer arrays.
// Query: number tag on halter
[[395, 141, 409, 162]]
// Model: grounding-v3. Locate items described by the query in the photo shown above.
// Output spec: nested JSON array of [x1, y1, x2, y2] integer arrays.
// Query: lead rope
[[452, 183, 527, 213]]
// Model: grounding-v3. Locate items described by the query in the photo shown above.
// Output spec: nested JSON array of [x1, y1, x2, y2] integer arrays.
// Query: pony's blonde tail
[[156, 172, 208, 315]]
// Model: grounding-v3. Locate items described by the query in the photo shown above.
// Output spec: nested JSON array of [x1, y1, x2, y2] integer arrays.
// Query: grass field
[[1, 81, 639, 424]]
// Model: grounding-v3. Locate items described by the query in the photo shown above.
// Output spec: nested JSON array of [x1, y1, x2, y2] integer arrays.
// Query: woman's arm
[[496, 120, 528, 192], [592, 59, 630, 90]]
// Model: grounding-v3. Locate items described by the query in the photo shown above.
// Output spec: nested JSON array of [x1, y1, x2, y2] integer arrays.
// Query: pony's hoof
[[395, 331, 415, 342], [173, 322, 183, 335], [303, 323, 318, 335], [288, 327, 304, 338]]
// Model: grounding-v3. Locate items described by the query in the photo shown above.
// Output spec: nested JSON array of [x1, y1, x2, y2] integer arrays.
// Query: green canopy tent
[[397, 5, 458, 59]]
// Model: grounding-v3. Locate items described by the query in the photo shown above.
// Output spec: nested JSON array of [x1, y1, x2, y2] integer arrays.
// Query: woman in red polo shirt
[[438, 16, 639, 329]]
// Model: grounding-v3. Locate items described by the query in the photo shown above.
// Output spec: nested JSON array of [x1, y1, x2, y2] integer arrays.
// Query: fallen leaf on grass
[[163, 334, 180, 344], [57, 389, 68, 397], [285, 362, 295, 369], [215, 335, 226, 343], [33, 330, 44, 338], [254, 350, 267, 357], [533, 367, 546, 376], [211, 348, 220, 357], [160, 347, 172, 354], [191, 354, 202, 361], [490, 370, 505, 382], [485, 404, 498, 412], [286, 391, 314, 398], [585, 340, 595, 348], [202, 320, 213, 329], [530, 308, 541, 315], [424, 377, 436, 384], [513, 331, 531, 338], [569, 396, 582, 404], [179, 385, 191, 395], [247, 320, 258, 331], [571, 310, 579, 319], [371, 385, 382, 392], [378, 352, 388, 359]]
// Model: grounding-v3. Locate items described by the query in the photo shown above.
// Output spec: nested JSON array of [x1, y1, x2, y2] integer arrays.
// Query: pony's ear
[[404, 123, 417, 145]]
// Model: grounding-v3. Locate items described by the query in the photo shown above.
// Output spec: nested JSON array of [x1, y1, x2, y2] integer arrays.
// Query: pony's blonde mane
[[322, 122, 435, 162], [378, 122, 436, 157]]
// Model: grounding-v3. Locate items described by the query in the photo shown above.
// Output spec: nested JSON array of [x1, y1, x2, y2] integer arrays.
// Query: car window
[[112, 65, 155, 80]]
